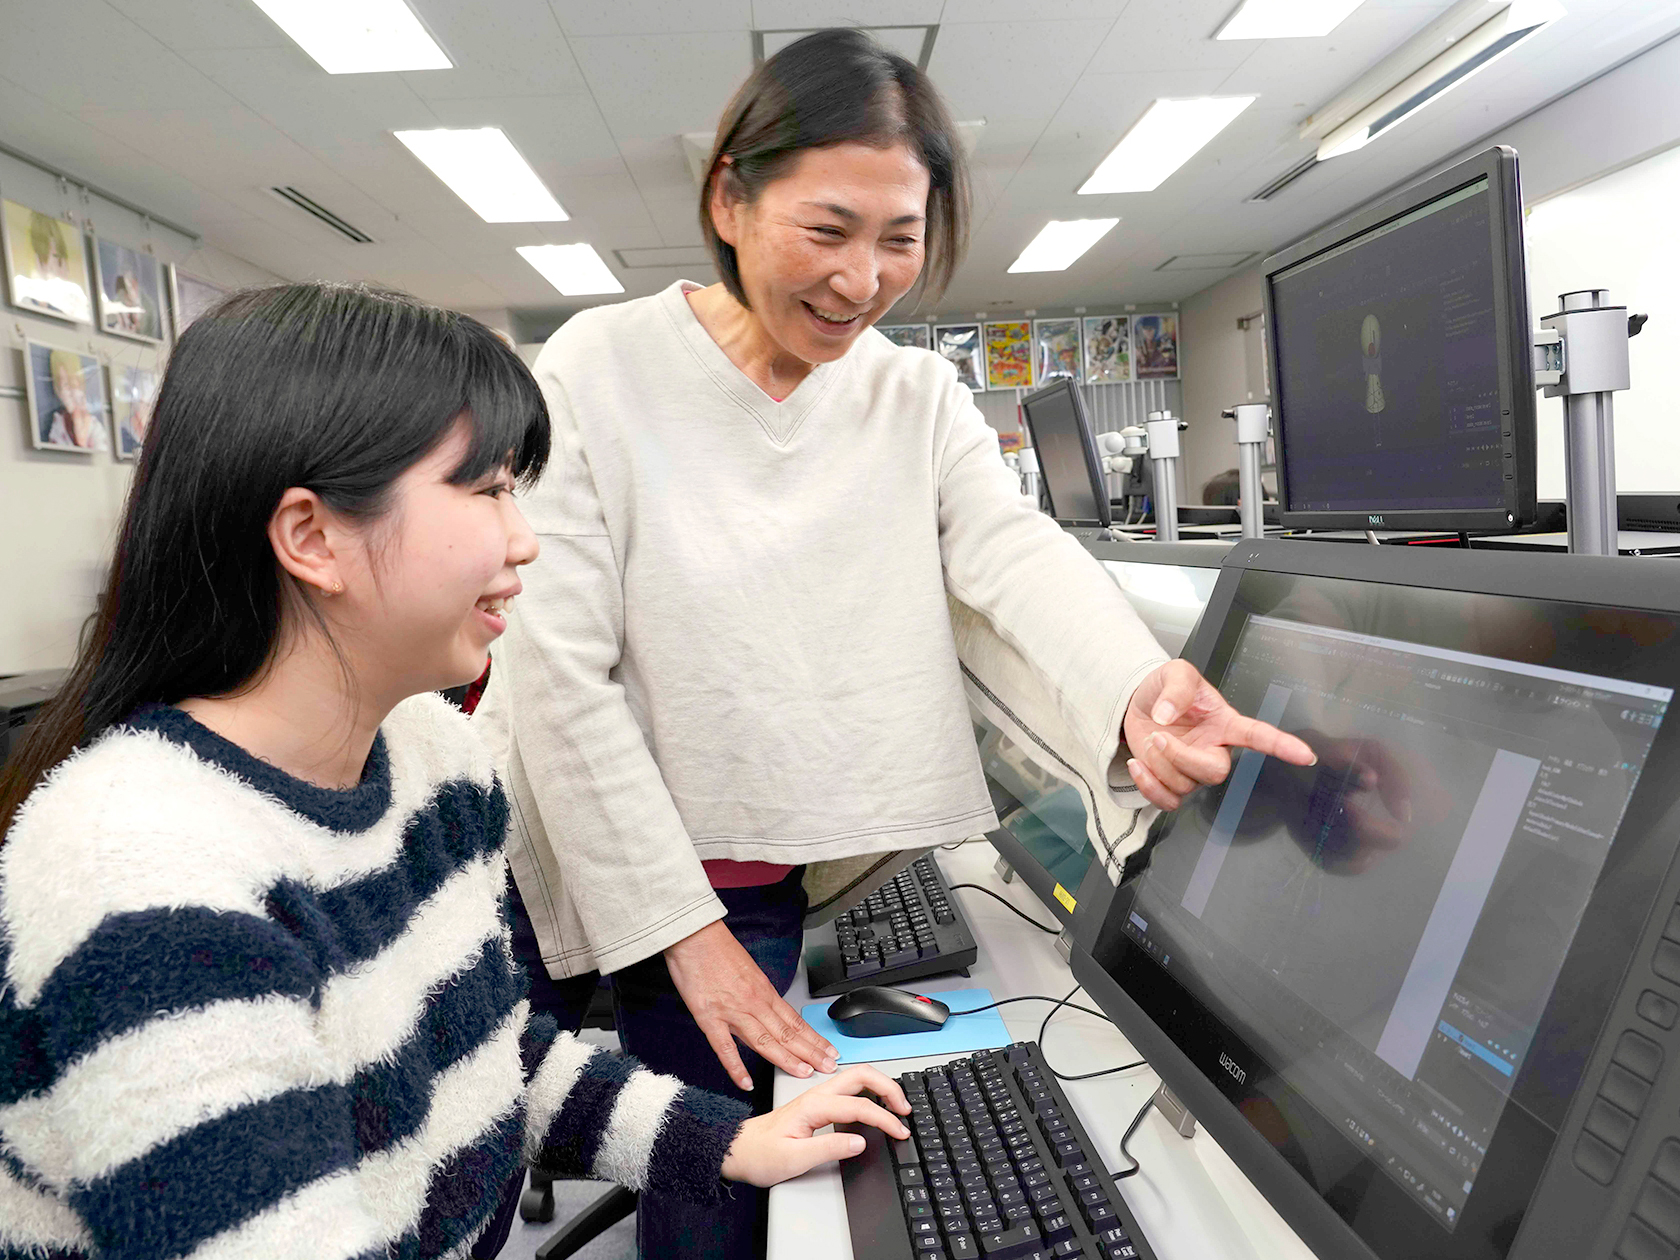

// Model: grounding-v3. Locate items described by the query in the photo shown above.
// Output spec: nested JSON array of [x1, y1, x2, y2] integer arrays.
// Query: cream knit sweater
[[475, 281, 1168, 978]]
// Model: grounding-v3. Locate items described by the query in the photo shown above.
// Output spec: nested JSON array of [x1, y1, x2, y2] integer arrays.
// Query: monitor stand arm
[[1536, 290, 1644, 556], [1145, 411, 1188, 542], [1223, 403, 1270, 540]]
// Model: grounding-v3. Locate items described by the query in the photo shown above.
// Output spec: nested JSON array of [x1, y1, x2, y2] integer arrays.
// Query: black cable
[[946, 994, 1113, 1021], [1112, 1094, 1157, 1180], [1034, 984, 1147, 1082], [945, 883, 1060, 934]]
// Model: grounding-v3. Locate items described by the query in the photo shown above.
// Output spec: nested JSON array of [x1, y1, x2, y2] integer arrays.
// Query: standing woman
[[0, 283, 910, 1260], [479, 29, 1313, 1258]]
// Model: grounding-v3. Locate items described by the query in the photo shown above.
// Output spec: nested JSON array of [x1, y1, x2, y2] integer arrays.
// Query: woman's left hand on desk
[[1121, 659, 1318, 810]]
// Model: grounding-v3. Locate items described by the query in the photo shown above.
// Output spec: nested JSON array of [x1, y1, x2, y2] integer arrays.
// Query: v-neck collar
[[658, 280, 847, 447]]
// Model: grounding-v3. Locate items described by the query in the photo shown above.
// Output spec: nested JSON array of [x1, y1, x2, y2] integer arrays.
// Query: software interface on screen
[[1102, 560, 1220, 655], [1271, 176, 1505, 514], [976, 716, 1098, 899], [1024, 388, 1104, 523], [1120, 597, 1669, 1230]]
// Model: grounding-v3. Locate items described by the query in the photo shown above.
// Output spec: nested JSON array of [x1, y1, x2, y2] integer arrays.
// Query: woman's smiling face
[[711, 141, 931, 365]]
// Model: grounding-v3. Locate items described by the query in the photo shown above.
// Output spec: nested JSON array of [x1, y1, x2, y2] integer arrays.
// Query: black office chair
[[518, 980, 638, 1259]]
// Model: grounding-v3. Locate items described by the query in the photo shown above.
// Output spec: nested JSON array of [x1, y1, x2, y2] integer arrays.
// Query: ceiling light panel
[[1079, 97, 1257, 195], [1007, 219, 1119, 274], [1217, 0, 1366, 40], [518, 244, 624, 296], [395, 129, 567, 223], [250, 0, 452, 74]]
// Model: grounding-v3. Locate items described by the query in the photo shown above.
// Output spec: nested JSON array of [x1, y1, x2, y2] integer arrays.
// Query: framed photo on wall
[[111, 363, 159, 460], [1133, 312, 1181, 380], [1033, 317, 1082, 385], [934, 323, 984, 392], [169, 265, 230, 338], [878, 323, 931, 350], [94, 238, 167, 342], [24, 340, 109, 453], [2, 199, 92, 324], [1083, 315, 1131, 384], [983, 320, 1032, 391]]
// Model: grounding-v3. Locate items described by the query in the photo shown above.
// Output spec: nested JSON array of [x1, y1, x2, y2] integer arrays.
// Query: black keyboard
[[804, 855, 979, 998], [839, 1042, 1154, 1260]]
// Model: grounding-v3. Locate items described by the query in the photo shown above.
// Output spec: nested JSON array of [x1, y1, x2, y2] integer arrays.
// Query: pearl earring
[[329, 581, 344, 595]]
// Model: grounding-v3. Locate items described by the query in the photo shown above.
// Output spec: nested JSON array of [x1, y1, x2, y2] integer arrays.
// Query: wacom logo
[[1218, 1052, 1247, 1084]]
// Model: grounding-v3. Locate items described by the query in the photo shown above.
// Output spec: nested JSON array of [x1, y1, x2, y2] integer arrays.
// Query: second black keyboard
[[804, 854, 979, 997], [838, 1041, 1154, 1260]]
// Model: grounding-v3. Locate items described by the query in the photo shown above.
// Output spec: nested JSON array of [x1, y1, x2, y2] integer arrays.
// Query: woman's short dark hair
[[700, 28, 970, 308], [0, 282, 550, 840]]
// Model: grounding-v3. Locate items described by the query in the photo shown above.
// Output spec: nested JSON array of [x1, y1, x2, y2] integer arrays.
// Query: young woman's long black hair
[[0, 282, 550, 839]]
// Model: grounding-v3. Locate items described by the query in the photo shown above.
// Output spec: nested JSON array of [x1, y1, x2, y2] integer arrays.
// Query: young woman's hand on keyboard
[[720, 1065, 912, 1186]]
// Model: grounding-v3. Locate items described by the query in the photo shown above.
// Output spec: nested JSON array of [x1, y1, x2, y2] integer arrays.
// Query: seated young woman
[[0, 282, 909, 1260]]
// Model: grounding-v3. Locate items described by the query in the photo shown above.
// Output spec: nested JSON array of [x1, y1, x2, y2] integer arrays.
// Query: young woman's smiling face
[[711, 141, 931, 365]]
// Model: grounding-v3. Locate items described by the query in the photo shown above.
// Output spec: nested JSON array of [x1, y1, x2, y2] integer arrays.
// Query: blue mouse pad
[[802, 987, 1012, 1065]]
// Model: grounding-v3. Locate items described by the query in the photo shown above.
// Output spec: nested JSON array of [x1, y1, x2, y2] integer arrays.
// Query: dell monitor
[[1021, 378, 1112, 528], [1073, 538, 1680, 1260], [1263, 146, 1537, 532]]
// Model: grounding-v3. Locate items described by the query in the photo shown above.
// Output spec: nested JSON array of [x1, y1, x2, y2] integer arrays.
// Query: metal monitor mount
[[1221, 403, 1270, 540], [1534, 290, 1647, 556]]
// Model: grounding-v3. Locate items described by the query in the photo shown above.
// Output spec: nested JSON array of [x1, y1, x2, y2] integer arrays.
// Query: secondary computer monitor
[[1021, 378, 1111, 528], [1073, 538, 1680, 1260], [1263, 146, 1537, 533]]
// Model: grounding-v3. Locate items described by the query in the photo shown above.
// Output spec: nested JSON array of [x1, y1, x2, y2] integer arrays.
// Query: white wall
[[1179, 267, 1265, 497], [0, 149, 282, 674], [1525, 144, 1680, 497]]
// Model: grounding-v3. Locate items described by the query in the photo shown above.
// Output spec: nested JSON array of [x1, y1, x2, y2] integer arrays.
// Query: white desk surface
[[767, 840, 1320, 1260]]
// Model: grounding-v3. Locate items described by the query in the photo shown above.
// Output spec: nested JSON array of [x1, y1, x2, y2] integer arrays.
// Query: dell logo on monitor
[[1368, 514, 1386, 526], [1218, 1052, 1247, 1084]]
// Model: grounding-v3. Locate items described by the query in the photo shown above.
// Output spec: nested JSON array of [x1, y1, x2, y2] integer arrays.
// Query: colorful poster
[[1082, 315, 1131, 384], [984, 320, 1032, 390], [1033, 318, 1082, 385], [878, 323, 931, 350], [1133, 313, 1180, 380], [112, 364, 159, 461], [2, 199, 92, 324], [25, 341, 108, 453], [934, 323, 984, 391], [94, 238, 167, 342]]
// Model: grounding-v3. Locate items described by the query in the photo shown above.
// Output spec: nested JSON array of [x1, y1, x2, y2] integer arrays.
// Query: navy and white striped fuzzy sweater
[[0, 695, 748, 1260]]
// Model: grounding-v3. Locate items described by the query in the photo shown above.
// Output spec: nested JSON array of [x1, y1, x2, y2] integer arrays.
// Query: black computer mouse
[[827, 986, 951, 1037]]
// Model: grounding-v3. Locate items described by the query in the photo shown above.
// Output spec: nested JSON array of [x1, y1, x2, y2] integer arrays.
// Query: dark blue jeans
[[486, 868, 808, 1260]]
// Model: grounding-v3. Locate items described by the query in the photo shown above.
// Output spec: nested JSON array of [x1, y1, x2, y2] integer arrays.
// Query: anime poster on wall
[[934, 323, 984, 391], [25, 341, 108, 452], [1082, 315, 1131, 384], [2, 199, 92, 324], [878, 323, 931, 350], [169, 266, 231, 338], [111, 364, 159, 460], [983, 320, 1032, 390], [1133, 313, 1180, 380], [94, 238, 167, 342], [1033, 317, 1082, 384]]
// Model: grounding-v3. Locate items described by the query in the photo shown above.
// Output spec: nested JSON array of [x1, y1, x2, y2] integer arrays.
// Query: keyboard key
[[893, 1135, 920, 1166], [1053, 1142, 1086, 1167], [901, 1167, 926, 1186], [949, 1235, 979, 1259], [979, 1224, 1042, 1257], [1052, 1243, 1088, 1259]]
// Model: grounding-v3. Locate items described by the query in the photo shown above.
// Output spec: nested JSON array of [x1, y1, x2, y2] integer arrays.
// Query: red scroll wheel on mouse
[[915, 996, 933, 1003]]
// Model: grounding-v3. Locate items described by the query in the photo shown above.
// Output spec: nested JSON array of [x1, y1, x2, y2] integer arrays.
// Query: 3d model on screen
[[1362, 313, 1386, 415]]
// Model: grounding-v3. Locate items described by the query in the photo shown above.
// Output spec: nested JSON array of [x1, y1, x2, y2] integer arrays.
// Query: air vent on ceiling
[[269, 186, 375, 243], [1247, 155, 1320, 202], [1156, 252, 1258, 272]]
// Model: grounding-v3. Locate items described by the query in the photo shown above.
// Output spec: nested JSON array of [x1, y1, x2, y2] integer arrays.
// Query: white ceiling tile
[[103, 0, 292, 51], [1085, 0, 1258, 73], [569, 32, 752, 139], [751, 1, 942, 27], [404, 0, 589, 98], [552, 0, 752, 36]]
